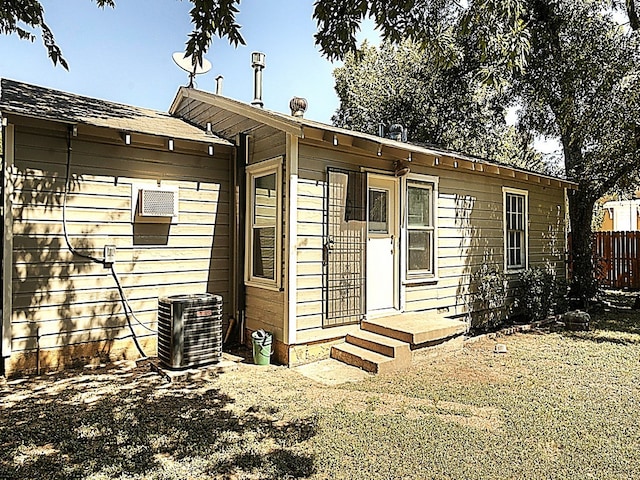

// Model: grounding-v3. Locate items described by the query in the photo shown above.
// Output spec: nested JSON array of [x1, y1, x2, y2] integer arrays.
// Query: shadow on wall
[[454, 187, 567, 331], [11, 165, 126, 367], [8, 115, 233, 373], [453, 191, 507, 330]]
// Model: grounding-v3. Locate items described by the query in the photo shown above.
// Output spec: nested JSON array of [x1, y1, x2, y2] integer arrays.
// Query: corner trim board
[[2, 124, 15, 359]]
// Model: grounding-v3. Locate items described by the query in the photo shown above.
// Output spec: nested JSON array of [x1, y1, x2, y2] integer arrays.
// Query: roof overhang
[[1, 78, 233, 147], [170, 87, 304, 137], [169, 87, 577, 190], [298, 123, 577, 190]]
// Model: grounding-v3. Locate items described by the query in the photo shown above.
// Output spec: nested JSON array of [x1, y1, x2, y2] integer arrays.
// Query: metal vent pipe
[[251, 52, 266, 108]]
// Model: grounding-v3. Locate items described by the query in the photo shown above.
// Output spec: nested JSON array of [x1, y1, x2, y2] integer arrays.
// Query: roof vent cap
[[289, 97, 308, 117], [387, 123, 407, 142]]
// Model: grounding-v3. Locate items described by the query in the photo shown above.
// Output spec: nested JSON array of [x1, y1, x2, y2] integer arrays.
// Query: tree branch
[[628, 0, 639, 30]]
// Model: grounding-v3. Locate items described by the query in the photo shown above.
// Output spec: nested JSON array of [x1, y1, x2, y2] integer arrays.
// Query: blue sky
[[0, 0, 378, 123]]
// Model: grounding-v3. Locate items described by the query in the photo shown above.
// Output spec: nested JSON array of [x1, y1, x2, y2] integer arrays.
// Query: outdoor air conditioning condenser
[[157, 293, 223, 369]]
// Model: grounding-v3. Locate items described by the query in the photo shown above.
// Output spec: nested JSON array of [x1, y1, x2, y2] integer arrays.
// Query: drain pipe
[[251, 52, 266, 108], [36, 327, 40, 375], [236, 133, 249, 345]]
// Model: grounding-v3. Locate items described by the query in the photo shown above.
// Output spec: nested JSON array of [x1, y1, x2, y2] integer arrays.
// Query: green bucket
[[251, 330, 272, 365]]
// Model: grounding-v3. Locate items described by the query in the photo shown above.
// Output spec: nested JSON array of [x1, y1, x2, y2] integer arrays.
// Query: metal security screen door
[[323, 168, 367, 326]]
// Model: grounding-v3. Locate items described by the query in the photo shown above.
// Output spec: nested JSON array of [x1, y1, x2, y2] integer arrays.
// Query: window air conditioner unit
[[134, 186, 179, 222]]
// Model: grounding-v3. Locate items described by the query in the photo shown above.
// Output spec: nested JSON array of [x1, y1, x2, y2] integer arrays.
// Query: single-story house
[[0, 77, 576, 376], [598, 195, 640, 232]]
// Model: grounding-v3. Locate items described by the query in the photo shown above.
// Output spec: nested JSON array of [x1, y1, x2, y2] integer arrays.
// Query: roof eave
[[169, 87, 304, 137], [1, 107, 233, 147], [300, 124, 578, 190]]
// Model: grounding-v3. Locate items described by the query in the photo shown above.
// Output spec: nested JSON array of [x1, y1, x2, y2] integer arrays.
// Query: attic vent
[[140, 188, 177, 217]]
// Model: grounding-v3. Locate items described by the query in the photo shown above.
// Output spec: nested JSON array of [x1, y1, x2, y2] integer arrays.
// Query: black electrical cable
[[110, 264, 155, 334], [63, 126, 152, 358], [63, 128, 102, 264]]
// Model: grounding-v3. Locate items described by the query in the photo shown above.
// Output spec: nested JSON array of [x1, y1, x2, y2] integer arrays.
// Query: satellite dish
[[172, 52, 212, 87]]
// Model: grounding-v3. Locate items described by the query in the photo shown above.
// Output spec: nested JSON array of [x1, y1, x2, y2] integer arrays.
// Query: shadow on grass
[[0, 368, 317, 480], [561, 306, 640, 345]]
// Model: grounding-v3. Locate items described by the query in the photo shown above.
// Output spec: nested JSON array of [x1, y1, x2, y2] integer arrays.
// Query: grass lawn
[[1, 300, 640, 479]]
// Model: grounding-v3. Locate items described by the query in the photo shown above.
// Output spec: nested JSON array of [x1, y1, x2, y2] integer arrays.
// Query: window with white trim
[[246, 157, 282, 288], [405, 176, 438, 279], [503, 188, 528, 270]]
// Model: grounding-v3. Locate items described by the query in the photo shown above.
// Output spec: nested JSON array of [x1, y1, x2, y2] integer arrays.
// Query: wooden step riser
[[346, 334, 411, 360], [331, 346, 381, 373]]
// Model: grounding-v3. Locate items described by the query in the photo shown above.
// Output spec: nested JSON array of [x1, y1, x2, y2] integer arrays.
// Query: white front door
[[367, 174, 398, 313]]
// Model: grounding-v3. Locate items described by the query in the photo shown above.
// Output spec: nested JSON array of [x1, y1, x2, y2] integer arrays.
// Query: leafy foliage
[[470, 262, 508, 331], [184, 0, 246, 70], [513, 266, 568, 322], [332, 1, 640, 303], [332, 40, 545, 170], [0, 0, 243, 70], [511, 2, 640, 302]]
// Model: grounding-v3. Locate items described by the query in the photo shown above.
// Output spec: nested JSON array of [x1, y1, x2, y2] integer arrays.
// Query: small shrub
[[471, 263, 508, 331], [513, 267, 568, 321]]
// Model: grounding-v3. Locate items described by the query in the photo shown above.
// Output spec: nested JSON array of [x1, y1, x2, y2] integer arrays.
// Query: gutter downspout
[[235, 133, 249, 344]]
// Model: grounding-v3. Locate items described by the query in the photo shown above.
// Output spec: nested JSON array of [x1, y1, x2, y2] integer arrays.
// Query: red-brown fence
[[593, 232, 640, 290]]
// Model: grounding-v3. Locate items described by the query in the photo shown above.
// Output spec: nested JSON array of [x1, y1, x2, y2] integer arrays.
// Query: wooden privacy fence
[[593, 232, 640, 289]]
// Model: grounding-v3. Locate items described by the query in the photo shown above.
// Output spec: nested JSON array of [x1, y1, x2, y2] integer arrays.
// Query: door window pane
[[368, 189, 388, 233]]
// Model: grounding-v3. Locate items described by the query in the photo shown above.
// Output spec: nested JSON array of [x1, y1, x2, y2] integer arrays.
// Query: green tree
[[510, 2, 640, 302], [332, 40, 544, 171], [1, 0, 540, 71]]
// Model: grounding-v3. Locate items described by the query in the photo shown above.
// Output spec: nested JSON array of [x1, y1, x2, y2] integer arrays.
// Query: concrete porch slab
[[362, 312, 468, 346], [293, 358, 372, 386]]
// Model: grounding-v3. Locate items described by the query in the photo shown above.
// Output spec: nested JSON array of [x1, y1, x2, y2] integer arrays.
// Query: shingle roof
[[0, 79, 231, 145]]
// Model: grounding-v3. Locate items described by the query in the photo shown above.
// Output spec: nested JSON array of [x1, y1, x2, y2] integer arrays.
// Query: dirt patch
[[305, 386, 502, 432]]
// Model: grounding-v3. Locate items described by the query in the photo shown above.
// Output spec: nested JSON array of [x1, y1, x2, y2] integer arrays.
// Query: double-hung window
[[246, 157, 282, 288], [503, 187, 528, 271], [405, 176, 438, 279]]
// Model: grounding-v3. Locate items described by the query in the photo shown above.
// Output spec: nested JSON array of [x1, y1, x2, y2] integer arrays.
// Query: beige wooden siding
[[295, 142, 568, 343], [250, 128, 286, 165], [174, 101, 290, 343], [406, 169, 566, 313], [10, 119, 233, 355], [243, 129, 288, 342], [244, 285, 284, 342]]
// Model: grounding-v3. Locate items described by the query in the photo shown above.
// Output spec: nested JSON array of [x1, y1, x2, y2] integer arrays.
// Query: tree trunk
[[568, 188, 597, 306]]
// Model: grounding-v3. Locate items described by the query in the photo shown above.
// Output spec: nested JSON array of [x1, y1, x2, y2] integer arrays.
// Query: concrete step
[[362, 314, 468, 346], [331, 342, 400, 374], [346, 330, 411, 362]]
